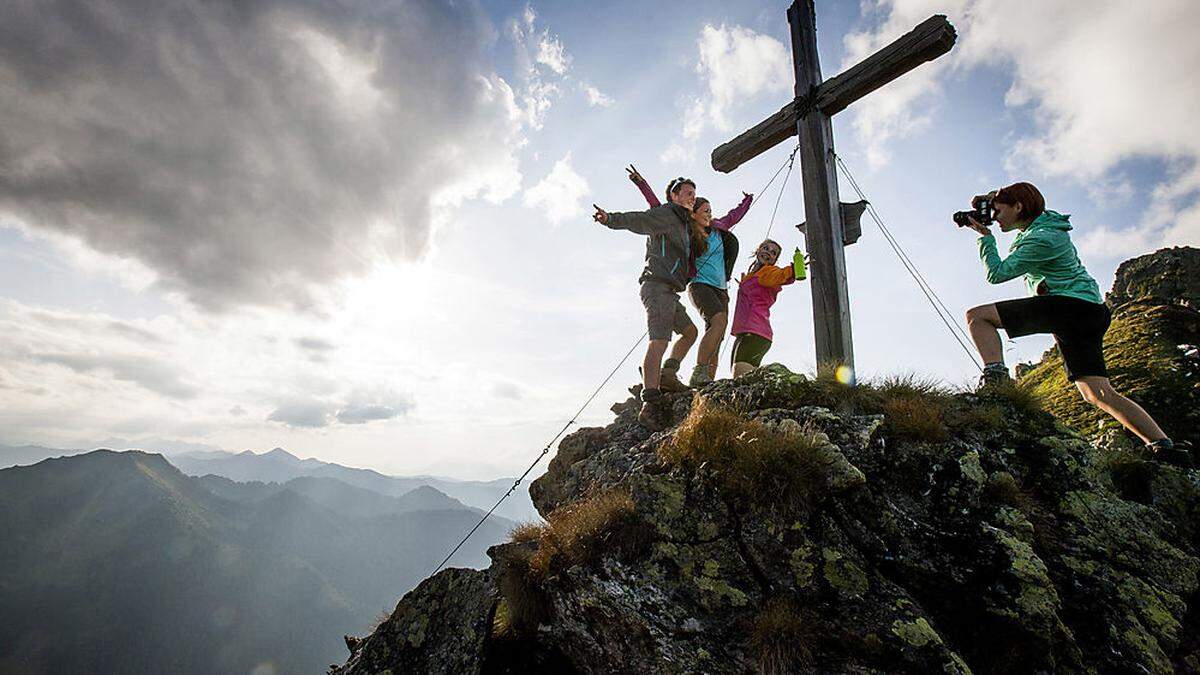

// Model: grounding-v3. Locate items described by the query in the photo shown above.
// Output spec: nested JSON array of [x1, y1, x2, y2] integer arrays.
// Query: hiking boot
[[637, 388, 669, 431], [977, 364, 1011, 390], [659, 359, 690, 393], [688, 363, 713, 387], [1148, 439, 1194, 469]]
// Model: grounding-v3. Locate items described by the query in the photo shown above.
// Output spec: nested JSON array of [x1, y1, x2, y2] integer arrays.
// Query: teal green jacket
[[977, 210, 1103, 304]]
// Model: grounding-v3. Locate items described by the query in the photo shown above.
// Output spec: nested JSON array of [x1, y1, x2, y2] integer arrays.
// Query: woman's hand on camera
[[966, 216, 991, 236], [625, 165, 644, 184]]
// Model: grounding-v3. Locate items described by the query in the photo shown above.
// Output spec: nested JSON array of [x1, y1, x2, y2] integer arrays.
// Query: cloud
[[295, 337, 335, 353], [336, 402, 410, 424], [34, 352, 199, 400], [660, 143, 695, 165], [582, 83, 614, 108], [839, 2, 964, 168], [850, 0, 1200, 253], [270, 390, 413, 427], [268, 400, 335, 428], [537, 34, 572, 75], [691, 24, 793, 137], [0, 0, 526, 311], [523, 153, 590, 225], [509, 5, 574, 130], [491, 381, 525, 400]]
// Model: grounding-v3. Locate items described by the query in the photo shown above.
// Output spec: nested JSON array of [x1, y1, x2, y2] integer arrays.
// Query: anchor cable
[[832, 151, 983, 371], [430, 329, 648, 575]]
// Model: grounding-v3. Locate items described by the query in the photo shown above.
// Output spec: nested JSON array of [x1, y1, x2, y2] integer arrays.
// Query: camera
[[953, 196, 993, 228]]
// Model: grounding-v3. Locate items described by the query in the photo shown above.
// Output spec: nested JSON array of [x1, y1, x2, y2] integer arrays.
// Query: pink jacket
[[730, 264, 795, 341]]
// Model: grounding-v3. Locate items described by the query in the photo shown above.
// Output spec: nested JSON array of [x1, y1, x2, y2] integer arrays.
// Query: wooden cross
[[712, 1, 956, 374]]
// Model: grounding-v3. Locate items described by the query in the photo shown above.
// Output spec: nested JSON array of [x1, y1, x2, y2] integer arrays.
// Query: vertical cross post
[[788, 0, 854, 373]]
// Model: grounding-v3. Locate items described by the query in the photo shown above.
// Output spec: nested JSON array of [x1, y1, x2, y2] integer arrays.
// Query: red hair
[[994, 182, 1045, 222]]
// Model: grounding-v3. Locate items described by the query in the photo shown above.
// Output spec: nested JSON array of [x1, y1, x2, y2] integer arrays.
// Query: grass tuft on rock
[[666, 397, 828, 516], [748, 597, 815, 674], [524, 489, 643, 580]]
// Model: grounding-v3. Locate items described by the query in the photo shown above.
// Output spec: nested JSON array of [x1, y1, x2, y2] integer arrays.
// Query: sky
[[1, 0, 1197, 480]]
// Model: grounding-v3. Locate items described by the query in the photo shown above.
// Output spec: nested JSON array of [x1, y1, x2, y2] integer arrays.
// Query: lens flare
[[835, 365, 855, 385]]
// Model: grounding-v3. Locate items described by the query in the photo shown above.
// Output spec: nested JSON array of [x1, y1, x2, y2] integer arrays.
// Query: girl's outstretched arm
[[712, 192, 753, 231], [756, 264, 796, 288]]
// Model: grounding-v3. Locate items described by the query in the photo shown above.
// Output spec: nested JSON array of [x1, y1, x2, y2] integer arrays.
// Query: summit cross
[[711, 1, 956, 375]]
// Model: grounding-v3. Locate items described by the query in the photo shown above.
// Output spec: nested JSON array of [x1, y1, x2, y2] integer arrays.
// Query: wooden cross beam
[[711, 2, 956, 374]]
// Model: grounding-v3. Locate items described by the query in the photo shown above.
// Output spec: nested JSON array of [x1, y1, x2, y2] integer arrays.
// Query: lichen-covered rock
[[331, 567, 495, 675], [335, 255, 1198, 675]]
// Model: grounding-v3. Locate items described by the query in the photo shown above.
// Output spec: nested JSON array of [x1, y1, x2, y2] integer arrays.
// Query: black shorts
[[688, 282, 729, 328], [994, 295, 1112, 381]]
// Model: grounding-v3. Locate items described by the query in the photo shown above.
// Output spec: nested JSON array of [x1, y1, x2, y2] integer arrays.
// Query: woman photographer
[[962, 182, 1191, 467]]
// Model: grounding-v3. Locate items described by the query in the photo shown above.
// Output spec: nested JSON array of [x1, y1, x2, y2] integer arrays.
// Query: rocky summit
[[333, 248, 1199, 675]]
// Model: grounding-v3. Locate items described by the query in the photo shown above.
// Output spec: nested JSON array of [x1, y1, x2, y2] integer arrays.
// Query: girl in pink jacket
[[730, 239, 807, 378]]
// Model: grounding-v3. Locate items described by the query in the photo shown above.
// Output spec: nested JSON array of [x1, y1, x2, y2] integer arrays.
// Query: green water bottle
[[793, 247, 807, 280]]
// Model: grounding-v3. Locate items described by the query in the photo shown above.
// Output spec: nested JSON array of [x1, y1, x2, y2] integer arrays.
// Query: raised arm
[[712, 192, 753, 231], [626, 164, 661, 208]]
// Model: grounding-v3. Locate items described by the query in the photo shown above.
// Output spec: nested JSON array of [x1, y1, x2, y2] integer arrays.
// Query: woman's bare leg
[[965, 304, 1004, 364], [1075, 376, 1167, 444]]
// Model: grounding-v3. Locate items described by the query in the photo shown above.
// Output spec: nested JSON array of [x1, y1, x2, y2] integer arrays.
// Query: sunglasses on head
[[667, 177, 694, 193]]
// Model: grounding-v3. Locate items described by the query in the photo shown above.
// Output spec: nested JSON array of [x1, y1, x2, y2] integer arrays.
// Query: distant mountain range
[[0, 450, 515, 675], [0, 443, 540, 523]]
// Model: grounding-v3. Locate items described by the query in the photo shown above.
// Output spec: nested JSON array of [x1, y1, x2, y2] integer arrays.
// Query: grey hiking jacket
[[605, 203, 693, 292]]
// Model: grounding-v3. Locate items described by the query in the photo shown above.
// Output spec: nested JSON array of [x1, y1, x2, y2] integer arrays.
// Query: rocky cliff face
[[1021, 246, 1199, 448], [333, 356, 1199, 673], [332, 248, 1199, 674]]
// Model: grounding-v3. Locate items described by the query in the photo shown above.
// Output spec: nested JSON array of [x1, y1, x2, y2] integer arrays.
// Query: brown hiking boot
[[637, 388, 669, 430], [659, 358, 690, 393], [638, 400, 666, 431]]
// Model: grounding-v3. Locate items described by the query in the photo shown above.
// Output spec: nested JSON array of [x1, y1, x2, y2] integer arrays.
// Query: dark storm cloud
[[0, 0, 520, 311]]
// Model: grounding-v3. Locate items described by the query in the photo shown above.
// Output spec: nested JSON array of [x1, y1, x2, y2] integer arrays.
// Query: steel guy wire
[[832, 151, 983, 371], [430, 329, 648, 576]]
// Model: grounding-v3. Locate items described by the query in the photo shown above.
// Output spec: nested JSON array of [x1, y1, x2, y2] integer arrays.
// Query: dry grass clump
[[666, 397, 827, 516], [984, 378, 1045, 416], [509, 521, 546, 545], [945, 402, 1005, 433], [749, 597, 815, 674], [882, 396, 948, 442], [526, 489, 641, 579]]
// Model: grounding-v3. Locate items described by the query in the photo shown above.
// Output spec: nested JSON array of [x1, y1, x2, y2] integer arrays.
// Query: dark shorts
[[731, 333, 772, 368], [688, 282, 730, 328], [994, 295, 1112, 381], [640, 280, 695, 341]]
